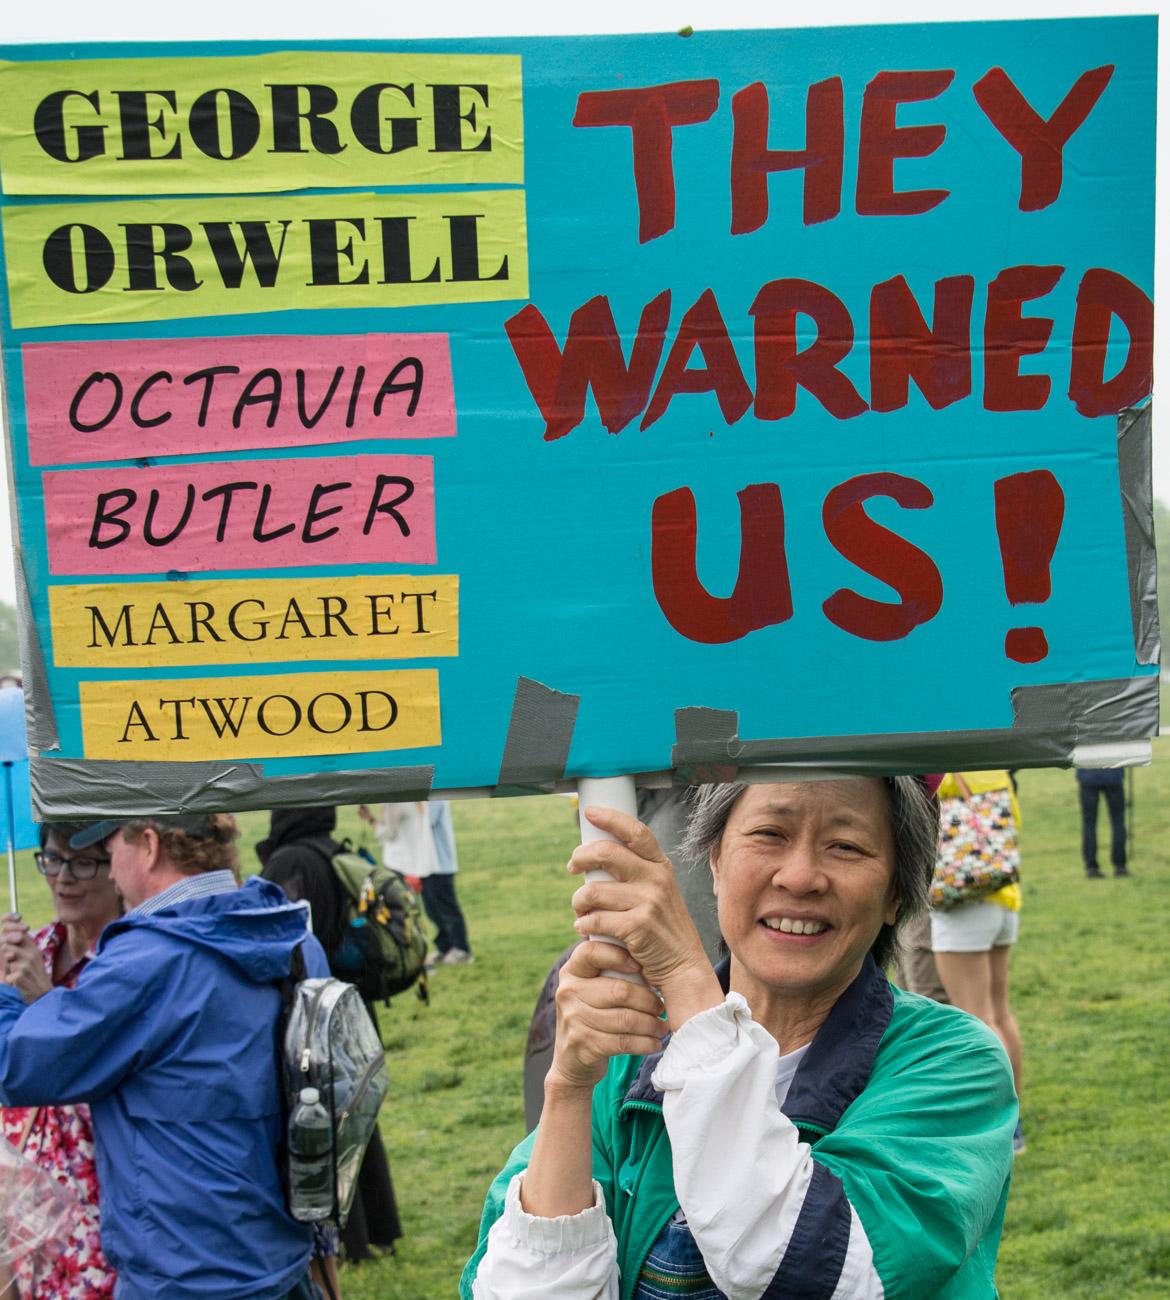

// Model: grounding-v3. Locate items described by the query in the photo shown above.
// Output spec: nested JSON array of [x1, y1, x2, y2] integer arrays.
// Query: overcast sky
[[0, 0, 1164, 607]]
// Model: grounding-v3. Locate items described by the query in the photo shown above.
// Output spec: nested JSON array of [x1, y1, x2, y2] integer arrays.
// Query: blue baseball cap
[[70, 815, 216, 850]]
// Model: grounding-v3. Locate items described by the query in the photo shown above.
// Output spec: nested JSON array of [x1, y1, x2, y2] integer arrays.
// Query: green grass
[[993, 759, 1169, 1299], [9, 760, 1168, 1299]]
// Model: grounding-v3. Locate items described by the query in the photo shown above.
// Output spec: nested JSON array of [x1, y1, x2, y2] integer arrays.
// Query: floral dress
[[0, 922, 117, 1298]]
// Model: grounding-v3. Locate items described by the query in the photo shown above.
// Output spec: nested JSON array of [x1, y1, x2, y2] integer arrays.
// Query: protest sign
[[0, 18, 1157, 816]]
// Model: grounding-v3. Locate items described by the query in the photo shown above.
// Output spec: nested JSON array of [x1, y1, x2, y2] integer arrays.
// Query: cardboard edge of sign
[[1119, 404, 1160, 668], [26, 673, 1157, 816], [14, 546, 60, 755], [16, 407, 1162, 818], [28, 757, 437, 819]]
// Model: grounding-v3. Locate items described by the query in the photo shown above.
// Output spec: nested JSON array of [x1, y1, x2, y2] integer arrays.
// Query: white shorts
[[930, 902, 1019, 953]]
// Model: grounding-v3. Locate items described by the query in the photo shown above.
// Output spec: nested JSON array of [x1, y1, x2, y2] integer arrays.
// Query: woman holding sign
[[463, 776, 1016, 1298]]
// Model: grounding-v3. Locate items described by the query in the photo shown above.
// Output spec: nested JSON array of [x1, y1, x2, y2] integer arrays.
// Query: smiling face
[[43, 831, 121, 932], [711, 779, 899, 1031]]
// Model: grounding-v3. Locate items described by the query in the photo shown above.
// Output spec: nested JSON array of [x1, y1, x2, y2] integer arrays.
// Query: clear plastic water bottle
[[288, 1086, 333, 1221]]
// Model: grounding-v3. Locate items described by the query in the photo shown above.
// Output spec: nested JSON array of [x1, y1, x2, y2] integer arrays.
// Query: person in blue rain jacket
[[0, 812, 328, 1300]]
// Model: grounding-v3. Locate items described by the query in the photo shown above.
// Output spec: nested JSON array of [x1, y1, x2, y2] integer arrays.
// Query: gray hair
[[681, 776, 939, 971]]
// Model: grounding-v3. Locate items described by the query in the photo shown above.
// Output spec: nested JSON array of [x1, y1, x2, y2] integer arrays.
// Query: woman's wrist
[[659, 961, 724, 1033], [543, 1065, 600, 1105]]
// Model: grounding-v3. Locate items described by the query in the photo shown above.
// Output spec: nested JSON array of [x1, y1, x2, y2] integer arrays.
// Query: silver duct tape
[[1013, 675, 1159, 744], [29, 755, 434, 819], [1072, 740, 1151, 768], [1117, 404, 1160, 667], [15, 548, 60, 753], [494, 676, 580, 796], [664, 676, 1159, 783], [671, 707, 742, 785]]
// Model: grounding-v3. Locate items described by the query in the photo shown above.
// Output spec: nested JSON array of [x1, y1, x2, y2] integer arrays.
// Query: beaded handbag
[[930, 776, 1020, 910]]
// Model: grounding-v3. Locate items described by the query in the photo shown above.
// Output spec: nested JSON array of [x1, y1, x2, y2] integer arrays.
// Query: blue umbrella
[[0, 688, 38, 914]]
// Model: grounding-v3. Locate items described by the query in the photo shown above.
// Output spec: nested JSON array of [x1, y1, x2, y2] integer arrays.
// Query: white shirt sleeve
[[472, 1172, 620, 1300], [833, 1219, 884, 1300], [651, 993, 884, 1300], [473, 995, 884, 1300]]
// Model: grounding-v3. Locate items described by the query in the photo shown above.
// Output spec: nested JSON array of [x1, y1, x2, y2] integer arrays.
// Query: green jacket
[[463, 957, 1016, 1298]]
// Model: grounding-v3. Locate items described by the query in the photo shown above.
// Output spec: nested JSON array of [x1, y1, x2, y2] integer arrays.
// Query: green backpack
[[330, 847, 429, 1003]]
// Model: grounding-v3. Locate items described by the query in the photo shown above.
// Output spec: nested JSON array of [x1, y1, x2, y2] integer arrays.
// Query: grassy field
[[9, 754, 1169, 1299]]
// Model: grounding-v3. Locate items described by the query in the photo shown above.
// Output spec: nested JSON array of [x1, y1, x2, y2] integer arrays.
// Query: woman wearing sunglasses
[[0, 821, 122, 1299]]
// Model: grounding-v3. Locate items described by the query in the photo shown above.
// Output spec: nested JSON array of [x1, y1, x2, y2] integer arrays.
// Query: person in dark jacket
[[258, 807, 404, 1264], [1075, 768, 1129, 878]]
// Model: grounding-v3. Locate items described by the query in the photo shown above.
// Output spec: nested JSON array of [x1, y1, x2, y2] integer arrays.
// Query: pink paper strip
[[23, 334, 455, 466], [44, 454, 436, 575]]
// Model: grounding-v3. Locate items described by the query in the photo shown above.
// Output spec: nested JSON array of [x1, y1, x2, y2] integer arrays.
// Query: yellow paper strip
[[79, 668, 441, 761], [0, 52, 523, 195], [50, 575, 458, 668], [3, 189, 528, 328]]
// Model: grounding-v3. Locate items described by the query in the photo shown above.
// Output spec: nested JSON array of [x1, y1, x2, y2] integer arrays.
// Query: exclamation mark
[[994, 470, 1065, 663]]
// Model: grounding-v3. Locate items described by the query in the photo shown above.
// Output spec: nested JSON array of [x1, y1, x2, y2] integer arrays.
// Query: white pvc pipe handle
[[577, 776, 642, 983], [4, 764, 17, 917]]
